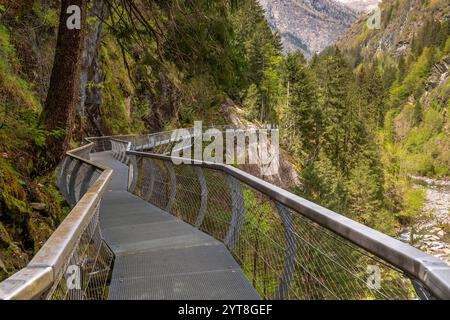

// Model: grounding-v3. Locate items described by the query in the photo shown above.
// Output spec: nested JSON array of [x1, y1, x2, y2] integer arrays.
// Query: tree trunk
[[39, 0, 87, 171]]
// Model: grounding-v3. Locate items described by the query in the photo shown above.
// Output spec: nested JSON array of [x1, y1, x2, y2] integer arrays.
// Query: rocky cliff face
[[258, 0, 358, 57], [78, 0, 108, 136], [337, 0, 450, 62]]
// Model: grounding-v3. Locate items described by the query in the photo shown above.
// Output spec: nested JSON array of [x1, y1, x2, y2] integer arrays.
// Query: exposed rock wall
[[78, 0, 109, 136], [258, 0, 358, 57]]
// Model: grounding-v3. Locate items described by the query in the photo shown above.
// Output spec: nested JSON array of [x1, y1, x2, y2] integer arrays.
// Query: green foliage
[[243, 84, 260, 120], [100, 36, 134, 135], [0, 24, 40, 112], [316, 49, 369, 174], [412, 101, 423, 126], [0, 15, 69, 279], [398, 186, 426, 223], [281, 51, 321, 163], [32, 2, 59, 28], [297, 156, 348, 215], [390, 47, 435, 107], [231, 0, 283, 122]]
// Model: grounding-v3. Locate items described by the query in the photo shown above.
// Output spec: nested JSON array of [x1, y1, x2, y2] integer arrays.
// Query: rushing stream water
[[399, 176, 450, 264]]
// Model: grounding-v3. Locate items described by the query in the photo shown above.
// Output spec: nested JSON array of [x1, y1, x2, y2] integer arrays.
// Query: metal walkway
[[91, 151, 259, 300], [2, 131, 449, 300]]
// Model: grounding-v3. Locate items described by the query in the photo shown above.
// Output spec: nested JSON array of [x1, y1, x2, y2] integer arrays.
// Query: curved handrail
[[0, 129, 194, 300], [0, 142, 112, 300], [126, 150, 450, 300], [1, 127, 449, 300]]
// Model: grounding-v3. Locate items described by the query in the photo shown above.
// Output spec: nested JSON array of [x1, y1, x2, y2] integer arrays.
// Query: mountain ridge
[[335, 0, 380, 13], [258, 0, 358, 57]]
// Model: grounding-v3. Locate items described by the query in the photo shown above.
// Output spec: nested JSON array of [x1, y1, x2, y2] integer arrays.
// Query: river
[[399, 176, 449, 265]]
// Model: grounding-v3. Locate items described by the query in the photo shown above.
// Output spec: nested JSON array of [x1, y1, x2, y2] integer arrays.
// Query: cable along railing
[[112, 135, 449, 300]]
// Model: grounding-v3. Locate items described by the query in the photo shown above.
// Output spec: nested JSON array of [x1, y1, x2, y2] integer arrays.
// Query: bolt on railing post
[[194, 167, 208, 228], [274, 202, 298, 300], [224, 174, 245, 249]]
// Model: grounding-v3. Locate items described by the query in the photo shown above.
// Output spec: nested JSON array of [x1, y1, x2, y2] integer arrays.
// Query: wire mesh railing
[[1, 127, 449, 300], [0, 142, 114, 300], [45, 206, 114, 300], [123, 148, 450, 300]]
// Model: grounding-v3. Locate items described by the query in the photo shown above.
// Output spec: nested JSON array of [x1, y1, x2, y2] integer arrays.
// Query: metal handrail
[[0, 142, 113, 300], [126, 150, 450, 300], [1, 128, 449, 300], [0, 130, 195, 300]]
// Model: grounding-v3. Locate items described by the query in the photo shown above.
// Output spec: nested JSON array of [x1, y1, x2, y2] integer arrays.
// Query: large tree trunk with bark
[[39, 0, 87, 171]]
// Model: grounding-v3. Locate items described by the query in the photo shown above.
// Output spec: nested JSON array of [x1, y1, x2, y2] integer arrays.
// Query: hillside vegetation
[[336, 0, 449, 238], [338, 0, 449, 180]]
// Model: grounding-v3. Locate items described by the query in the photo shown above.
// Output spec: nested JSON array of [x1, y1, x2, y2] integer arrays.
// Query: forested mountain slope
[[335, 0, 449, 256], [268, 0, 449, 258], [337, 0, 449, 179]]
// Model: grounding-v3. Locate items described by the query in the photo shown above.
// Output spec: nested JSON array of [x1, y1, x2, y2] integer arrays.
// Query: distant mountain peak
[[335, 0, 381, 13], [258, 0, 359, 58]]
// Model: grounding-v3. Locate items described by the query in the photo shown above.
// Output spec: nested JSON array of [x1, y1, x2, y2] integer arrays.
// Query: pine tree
[[357, 64, 387, 129], [283, 51, 322, 164], [413, 100, 423, 126], [317, 48, 359, 174], [231, 0, 283, 123]]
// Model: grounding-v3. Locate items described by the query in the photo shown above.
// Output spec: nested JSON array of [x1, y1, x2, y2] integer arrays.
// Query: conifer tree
[[283, 51, 322, 164]]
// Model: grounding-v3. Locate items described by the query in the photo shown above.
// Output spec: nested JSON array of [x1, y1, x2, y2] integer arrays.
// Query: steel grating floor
[[90, 151, 260, 300]]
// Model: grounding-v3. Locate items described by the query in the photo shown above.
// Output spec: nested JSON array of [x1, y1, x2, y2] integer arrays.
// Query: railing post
[[79, 165, 97, 200], [224, 175, 245, 249], [164, 161, 177, 212], [121, 143, 126, 163], [111, 140, 116, 158], [144, 158, 156, 201], [57, 157, 71, 200], [68, 160, 83, 206], [274, 202, 298, 300], [128, 154, 139, 193], [147, 135, 154, 150], [125, 142, 131, 164], [59, 156, 73, 199], [194, 167, 208, 228]]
